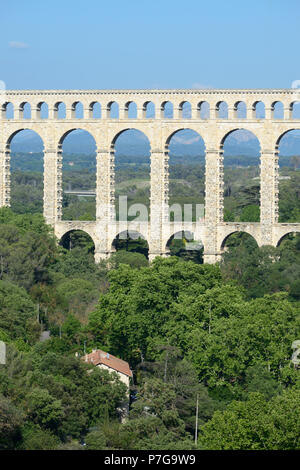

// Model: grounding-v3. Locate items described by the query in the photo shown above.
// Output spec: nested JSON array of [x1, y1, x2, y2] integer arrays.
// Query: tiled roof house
[[82, 349, 133, 420]]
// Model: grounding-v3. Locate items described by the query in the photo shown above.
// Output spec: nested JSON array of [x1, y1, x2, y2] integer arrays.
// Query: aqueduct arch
[[1, 88, 300, 263], [221, 128, 261, 223], [275, 230, 300, 247], [111, 230, 149, 258], [5, 128, 45, 208], [59, 229, 96, 253], [220, 231, 259, 251]]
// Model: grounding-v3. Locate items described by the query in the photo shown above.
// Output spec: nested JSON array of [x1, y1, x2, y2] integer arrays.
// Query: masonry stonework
[[1, 88, 300, 263]]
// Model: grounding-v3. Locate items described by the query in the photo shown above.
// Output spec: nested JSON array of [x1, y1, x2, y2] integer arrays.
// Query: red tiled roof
[[83, 349, 133, 378]]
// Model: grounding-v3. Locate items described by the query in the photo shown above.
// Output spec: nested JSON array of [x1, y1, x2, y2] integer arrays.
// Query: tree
[[186, 293, 299, 397], [240, 204, 260, 222], [243, 364, 282, 400], [289, 280, 300, 300], [291, 155, 300, 170], [19, 425, 60, 450], [136, 347, 216, 432], [123, 377, 193, 450], [110, 251, 148, 269], [0, 215, 57, 291], [0, 280, 40, 343], [26, 388, 64, 431], [88, 258, 221, 365], [85, 429, 107, 449], [56, 278, 99, 315], [0, 394, 24, 449], [199, 389, 300, 450]]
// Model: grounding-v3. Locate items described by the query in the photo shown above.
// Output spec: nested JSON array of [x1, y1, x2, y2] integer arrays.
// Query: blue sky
[[1, 0, 300, 90]]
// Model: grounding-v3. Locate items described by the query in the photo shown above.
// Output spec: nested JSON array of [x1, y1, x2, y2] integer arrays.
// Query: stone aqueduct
[[1, 88, 300, 263]]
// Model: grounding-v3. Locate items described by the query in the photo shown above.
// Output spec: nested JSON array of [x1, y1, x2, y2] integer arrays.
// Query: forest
[[0, 151, 299, 450]]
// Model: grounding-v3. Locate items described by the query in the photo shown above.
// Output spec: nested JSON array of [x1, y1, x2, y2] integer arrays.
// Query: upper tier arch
[[0, 89, 299, 123]]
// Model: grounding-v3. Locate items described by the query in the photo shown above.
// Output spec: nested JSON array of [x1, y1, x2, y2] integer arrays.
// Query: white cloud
[[9, 41, 29, 49]]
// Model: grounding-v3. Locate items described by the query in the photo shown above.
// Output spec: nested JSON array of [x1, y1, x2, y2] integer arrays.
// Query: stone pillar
[[284, 106, 292, 120], [149, 148, 168, 261], [209, 105, 217, 119], [48, 106, 56, 120], [248, 106, 255, 119], [119, 107, 126, 119], [141, 105, 147, 119], [260, 149, 278, 245], [96, 148, 115, 222], [85, 106, 92, 119], [43, 147, 62, 225], [137, 107, 144, 119], [203, 147, 223, 263], [31, 107, 39, 120], [160, 105, 165, 119], [66, 107, 74, 119], [94, 250, 110, 263], [191, 106, 198, 120], [227, 107, 235, 120], [173, 107, 180, 119], [94, 147, 116, 262], [14, 107, 22, 119], [265, 107, 272, 120], [0, 146, 11, 207], [102, 105, 109, 119]]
